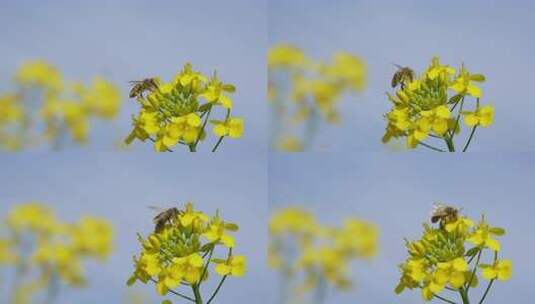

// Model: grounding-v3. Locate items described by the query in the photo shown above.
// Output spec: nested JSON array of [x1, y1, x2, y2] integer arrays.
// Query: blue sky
[[0, 152, 271, 304], [269, 152, 535, 303], [0, 0, 266, 154], [269, 0, 535, 152]]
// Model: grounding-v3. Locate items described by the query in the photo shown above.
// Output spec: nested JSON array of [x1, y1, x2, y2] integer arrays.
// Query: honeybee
[[151, 207, 180, 232], [391, 64, 416, 89], [128, 78, 159, 98], [430, 204, 459, 226]]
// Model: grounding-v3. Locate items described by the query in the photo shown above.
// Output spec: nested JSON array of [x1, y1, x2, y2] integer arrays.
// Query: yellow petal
[[213, 124, 228, 137], [221, 235, 235, 248], [435, 106, 450, 119], [182, 129, 199, 144], [432, 119, 449, 135], [481, 267, 497, 280], [496, 260, 512, 281], [215, 264, 231, 276], [186, 113, 201, 127], [464, 113, 479, 127], [486, 238, 501, 251], [449, 271, 465, 288], [467, 84, 482, 98], [190, 254, 204, 268], [219, 95, 233, 109]]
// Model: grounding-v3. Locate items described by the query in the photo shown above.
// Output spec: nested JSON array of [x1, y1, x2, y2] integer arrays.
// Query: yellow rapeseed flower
[[128, 202, 246, 303], [383, 57, 492, 151], [463, 105, 494, 127], [396, 204, 512, 303], [450, 67, 485, 98], [480, 259, 512, 281], [126, 63, 243, 152], [214, 255, 247, 277]]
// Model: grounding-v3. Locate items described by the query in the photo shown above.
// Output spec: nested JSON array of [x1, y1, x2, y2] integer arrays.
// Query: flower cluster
[[268, 44, 366, 151], [127, 202, 247, 304], [383, 57, 494, 152], [395, 206, 512, 303], [125, 63, 244, 152], [269, 207, 378, 304], [0, 202, 113, 304], [0, 60, 121, 150]]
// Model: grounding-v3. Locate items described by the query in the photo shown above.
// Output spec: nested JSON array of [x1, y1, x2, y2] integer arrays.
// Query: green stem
[[462, 126, 477, 152], [465, 250, 482, 294], [462, 98, 481, 152], [194, 107, 212, 148], [192, 284, 203, 304], [149, 278, 195, 302], [199, 247, 214, 284], [478, 280, 495, 304], [210, 108, 231, 152], [459, 288, 470, 304], [478, 251, 498, 304], [206, 276, 228, 304], [418, 141, 446, 152], [444, 136, 455, 152], [449, 97, 465, 138], [211, 136, 225, 152], [206, 248, 232, 304], [433, 294, 458, 304]]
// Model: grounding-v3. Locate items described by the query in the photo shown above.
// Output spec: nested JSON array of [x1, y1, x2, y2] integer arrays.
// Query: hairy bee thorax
[[129, 78, 159, 99], [153, 207, 180, 233], [391, 66, 416, 90], [431, 205, 459, 228]]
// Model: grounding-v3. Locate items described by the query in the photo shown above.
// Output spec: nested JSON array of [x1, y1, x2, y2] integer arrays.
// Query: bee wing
[[430, 203, 445, 216]]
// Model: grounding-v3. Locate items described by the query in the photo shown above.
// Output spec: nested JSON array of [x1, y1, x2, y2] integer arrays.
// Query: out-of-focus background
[[269, 0, 535, 151], [0, 152, 270, 304], [269, 152, 535, 303], [0, 0, 266, 153]]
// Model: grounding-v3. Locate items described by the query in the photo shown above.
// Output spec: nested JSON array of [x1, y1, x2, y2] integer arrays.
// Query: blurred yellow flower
[[14, 60, 63, 92], [269, 44, 366, 151], [1, 202, 114, 302], [268, 44, 307, 68], [270, 206, 378, 302], [1, 60, 122, 150], [0, 239, 18, 264]]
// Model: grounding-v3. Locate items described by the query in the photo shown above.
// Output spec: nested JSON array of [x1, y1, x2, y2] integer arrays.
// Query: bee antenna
[[391, 62, 403, 69]]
